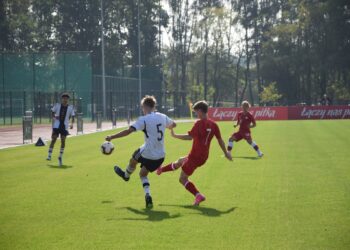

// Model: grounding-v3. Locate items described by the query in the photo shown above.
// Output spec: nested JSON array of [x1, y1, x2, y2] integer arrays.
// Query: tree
[[259, 82, 282, 105]]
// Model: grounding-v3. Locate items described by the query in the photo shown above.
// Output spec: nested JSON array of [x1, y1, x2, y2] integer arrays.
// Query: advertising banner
[[288, 106, 350, 120], [208, 107, 288, 121], [208, 106, 350, 121]]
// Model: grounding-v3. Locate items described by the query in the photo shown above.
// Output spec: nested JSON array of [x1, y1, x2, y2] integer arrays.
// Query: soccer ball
[[101, 141, 115, 155]]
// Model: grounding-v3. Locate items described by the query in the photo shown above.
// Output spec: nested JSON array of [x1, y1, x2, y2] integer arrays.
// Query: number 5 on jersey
[[157, 124, 163, 141]]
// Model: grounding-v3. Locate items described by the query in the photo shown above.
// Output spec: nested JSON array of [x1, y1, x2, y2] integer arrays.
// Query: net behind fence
[[0, 52, 92, 124], [0, 52, 193, 125]]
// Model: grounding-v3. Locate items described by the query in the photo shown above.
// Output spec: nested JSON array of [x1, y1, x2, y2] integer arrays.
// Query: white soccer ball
[[101, 141, 115, 155]]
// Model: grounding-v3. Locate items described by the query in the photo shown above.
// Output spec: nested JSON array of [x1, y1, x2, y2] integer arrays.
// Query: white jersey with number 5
[[131, 112, 174, 160]]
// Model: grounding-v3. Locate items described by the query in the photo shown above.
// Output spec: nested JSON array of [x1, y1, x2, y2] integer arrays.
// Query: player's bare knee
[[174, 161, 182, 169], [129, 158, 138, 168], [179, 172, 188, 185], [179, 176, 187, 185], [175, 157, 185, 168], [139, 167, 148, 177], [61, 138, 66, 148]]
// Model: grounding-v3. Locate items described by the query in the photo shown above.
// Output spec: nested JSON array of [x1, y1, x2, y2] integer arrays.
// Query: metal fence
[[0, 89, 192, 125]]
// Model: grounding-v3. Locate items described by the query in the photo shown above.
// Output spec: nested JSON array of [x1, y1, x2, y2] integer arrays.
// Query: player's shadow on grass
[[101, 200, 114, 204], [233, 156, 259, 160], [47, 164, 73, 169], [159, 204, 236, 217], [117, 207, 181, 222]]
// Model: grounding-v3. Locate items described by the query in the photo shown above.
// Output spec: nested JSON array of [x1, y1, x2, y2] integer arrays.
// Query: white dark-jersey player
[[106, 95, 176, 208], [47, 93, 75, 166]]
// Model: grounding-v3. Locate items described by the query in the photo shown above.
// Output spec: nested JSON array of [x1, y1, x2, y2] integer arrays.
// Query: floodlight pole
[[101, 0, 107, 119], [138, 0, 142, 115]]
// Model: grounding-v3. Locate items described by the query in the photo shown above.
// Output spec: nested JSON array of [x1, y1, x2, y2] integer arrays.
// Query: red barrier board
[[288, 106, 350, 120], [208, 107, 288, 121], [208, 106, 350, 121]]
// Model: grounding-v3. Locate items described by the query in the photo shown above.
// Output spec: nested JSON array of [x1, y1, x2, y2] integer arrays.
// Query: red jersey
[[188, 118, 222, 163], [237, 111, 255, 133]]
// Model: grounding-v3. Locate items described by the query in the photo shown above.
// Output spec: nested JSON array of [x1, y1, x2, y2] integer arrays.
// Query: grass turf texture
[[0, 120, 349, 249]]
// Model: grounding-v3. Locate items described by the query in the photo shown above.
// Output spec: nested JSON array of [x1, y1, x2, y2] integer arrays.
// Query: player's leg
[[227, 135, 236, 151], [156, 157, 186, 175], [246, 137, 263, 157], [58, 135, 66, 166], [179, 170, 205, 206], [227, 132, 242, 153], [114, 148, 142, 181], [47, 131, 58, 160], [139, 166, 153, 209], [114, 157, 138, 182]]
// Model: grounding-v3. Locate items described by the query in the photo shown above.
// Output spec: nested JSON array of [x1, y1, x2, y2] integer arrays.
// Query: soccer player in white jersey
[[106, 95, 176, 208], [47, 93, 75, 166]]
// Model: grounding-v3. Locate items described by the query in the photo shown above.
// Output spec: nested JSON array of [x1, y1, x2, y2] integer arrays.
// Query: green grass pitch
[[0, 120, 350, 249]]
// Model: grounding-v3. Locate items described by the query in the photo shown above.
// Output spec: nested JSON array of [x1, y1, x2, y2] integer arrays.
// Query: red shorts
[[232, 131, 252, 142], [181, 156, 206, 176]]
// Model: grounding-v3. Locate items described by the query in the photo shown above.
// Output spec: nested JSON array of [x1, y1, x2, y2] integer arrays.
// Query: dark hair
[[141, 95, 157, 108], [61, 92, 70, 98], [192, 100, 208, 113]]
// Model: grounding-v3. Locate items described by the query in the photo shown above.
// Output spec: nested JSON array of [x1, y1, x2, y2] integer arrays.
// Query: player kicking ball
[[227, 100, 263, 157], [106, 95, 176, 209], [156, 101, 232, 206], [47, 93, 75, 166]]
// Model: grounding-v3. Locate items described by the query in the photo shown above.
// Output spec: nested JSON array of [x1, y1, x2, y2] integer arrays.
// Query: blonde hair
[[242, 100, 251, 108]]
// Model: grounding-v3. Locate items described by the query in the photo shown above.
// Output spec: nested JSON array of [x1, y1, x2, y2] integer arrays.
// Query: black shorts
[[52, 128, 68, 137], [132, 149, 164, 172]]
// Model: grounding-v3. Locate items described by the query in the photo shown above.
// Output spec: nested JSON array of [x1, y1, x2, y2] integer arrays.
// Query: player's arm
[[107, 116, 143, 141], [217, 138, 232, 161], [168, 121, 176, 129], [69, 107, 75, 129], [51, 104, 57, 119], [70, 115, 75, 129], [215, 125, 232, 161], [165, 115, 177, 129], [106, 127, 136, 141], [234, 115, 240, 128], [250, 115, 256, 128], [170, 128, 192, 140]]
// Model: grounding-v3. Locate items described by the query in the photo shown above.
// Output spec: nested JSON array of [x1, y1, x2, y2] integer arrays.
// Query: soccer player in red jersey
[[227, 101, 263, 157], [156, 100, 232, 206]]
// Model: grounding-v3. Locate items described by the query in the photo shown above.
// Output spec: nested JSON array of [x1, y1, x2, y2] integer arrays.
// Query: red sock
[[160, 163, 176, 173], [184, 181, 199, 196]]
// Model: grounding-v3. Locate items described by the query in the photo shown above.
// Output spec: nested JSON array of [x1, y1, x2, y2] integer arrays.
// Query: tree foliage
[[1, 0, 349, 105]]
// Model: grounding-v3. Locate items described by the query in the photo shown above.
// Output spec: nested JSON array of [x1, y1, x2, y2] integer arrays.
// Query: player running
[[227, 100, 263, 157], [156, 100, 232, 206], [106, 95, 176, 209], [47, 93, 75, 166]]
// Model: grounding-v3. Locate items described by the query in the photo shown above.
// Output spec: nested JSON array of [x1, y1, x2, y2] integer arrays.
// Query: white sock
[[124, 165, 135, 178], [228, 140, 233, 149], [59, 148, 64, 158], [250, 141, 262, 155], [141, 177, 150, 196]]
